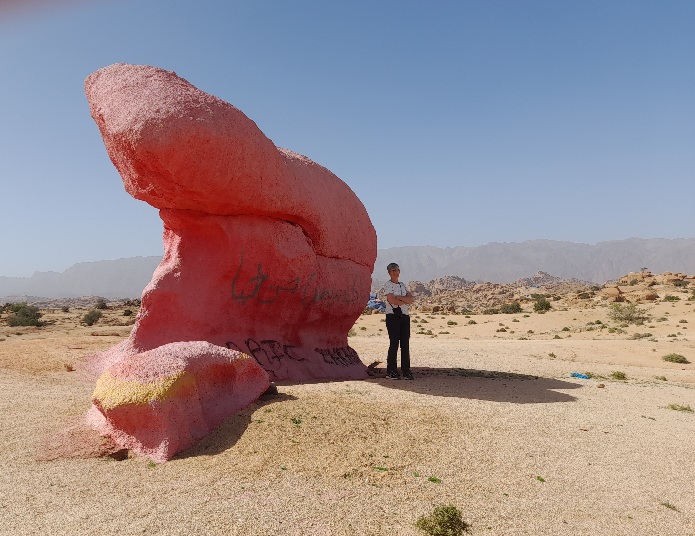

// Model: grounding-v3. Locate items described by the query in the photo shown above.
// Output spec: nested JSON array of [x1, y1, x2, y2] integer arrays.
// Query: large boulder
[[88, 342, 270, 462], [83, 63, 376, 460]]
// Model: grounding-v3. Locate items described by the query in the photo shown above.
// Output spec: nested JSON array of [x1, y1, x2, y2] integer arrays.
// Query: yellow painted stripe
[[93, 370, 198, 410]]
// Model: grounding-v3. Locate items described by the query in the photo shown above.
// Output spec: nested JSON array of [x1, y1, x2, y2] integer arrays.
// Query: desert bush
[[663, 295, 680, 302], [672, 280, 689, 288], [500, 302, 522, 314], [610, 371, 627, 380], [123, 309, 133, 316], [6, 304, 43, 327], [629, 332, 652, 340], [608, 303, 649, 324], [662, 353, 690, 364], [83, 309, 102, 326], [415, 504, 470, 536], [446, 320, 458, 326], [667, 404, 693, 413], [645, 293, 659, 301], [533, 298, 551, 312], [95, 298, 108, 309]]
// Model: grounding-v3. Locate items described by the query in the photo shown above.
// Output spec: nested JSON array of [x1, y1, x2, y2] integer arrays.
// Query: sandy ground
[[0, 298, 694, 535]]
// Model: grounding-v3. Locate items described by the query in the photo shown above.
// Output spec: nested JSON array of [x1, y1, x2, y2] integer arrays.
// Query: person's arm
[[387, 291, 413, 306], [399, 290, 414, 305]]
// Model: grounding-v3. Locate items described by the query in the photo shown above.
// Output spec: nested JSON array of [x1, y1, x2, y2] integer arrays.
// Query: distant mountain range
[[375, 238, 695, 283], [2, 238, 694, 300]]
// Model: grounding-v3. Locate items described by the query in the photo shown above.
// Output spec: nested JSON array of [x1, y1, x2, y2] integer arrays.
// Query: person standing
[[382, 262, 414, 380]]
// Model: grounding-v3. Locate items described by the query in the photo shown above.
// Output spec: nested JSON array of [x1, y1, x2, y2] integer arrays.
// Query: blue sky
[[1, 0, 693, 277]]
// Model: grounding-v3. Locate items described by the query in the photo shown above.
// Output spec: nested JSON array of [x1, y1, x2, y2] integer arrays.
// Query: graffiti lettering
[[225, 338, 306, 371], [314, 346, 360, 367], [231, 253, 361, 306]]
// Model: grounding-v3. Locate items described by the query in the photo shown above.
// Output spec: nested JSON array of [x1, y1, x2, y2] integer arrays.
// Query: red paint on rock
[[82, 63, 377, 460], [89, 342, 270, 462]]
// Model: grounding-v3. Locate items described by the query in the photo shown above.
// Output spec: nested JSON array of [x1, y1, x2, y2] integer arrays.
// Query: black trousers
[[386, 313, 410, 374]]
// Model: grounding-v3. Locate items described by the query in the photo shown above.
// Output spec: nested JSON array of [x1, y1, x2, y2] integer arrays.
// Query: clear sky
[[1, 0, 693, 277]]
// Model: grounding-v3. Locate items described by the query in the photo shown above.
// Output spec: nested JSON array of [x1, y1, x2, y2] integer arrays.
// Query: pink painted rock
[[87, 342, 270, 462], [83, 64, 376, 459], [85, 63, 376, 382]]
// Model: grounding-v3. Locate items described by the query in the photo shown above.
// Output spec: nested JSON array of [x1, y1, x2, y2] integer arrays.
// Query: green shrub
[[663, 295, 680, 302], [95, 298, 108, 309], [662, 354, 690, 364], [533, 298, 551, 312], [608, 303, 649, 324], [667, 404, 693, 413], [5, 304, 43, 327], [83, 309, 102, 326], [123, 309, 133, 316], [415, 504, 470, 536], [500, 302, 522, 314]]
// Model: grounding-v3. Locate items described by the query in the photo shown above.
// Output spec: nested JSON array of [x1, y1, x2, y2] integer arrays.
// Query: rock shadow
[[174, 390, 297, 460], [373, 367, 581, 404]]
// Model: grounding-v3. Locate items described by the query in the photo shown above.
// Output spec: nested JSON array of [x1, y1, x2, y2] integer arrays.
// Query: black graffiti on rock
[[314, 346, 361, 367], [226, 338, 306, 371], [231, 252, 360, 305], [225, 340, 360, 369]]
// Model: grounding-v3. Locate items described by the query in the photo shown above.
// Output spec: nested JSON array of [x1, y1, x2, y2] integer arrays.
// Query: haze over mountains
[[2, 238, 694, 300]]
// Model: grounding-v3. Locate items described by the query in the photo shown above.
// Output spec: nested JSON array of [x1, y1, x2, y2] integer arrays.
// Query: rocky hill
[[370, 271, 694, 315]]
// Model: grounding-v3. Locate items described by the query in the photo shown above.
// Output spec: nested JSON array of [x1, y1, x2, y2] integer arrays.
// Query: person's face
[[388, 267, 400, 280]]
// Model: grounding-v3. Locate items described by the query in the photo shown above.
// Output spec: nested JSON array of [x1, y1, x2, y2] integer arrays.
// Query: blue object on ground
[[366, 292, 386, 313], [570, 372, 590, 379]]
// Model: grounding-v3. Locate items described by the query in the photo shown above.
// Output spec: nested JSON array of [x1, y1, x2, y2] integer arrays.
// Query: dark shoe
[[386, 371, 401, 380], [402, 372, 414, 380]]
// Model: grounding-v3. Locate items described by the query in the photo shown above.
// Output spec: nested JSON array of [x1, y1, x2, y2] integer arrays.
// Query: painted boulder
[[83, 64, 376, 459], [88, 342, 270, 463]]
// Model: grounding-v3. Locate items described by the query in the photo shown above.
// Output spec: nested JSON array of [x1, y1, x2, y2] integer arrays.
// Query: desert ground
[[0, 284, 694, 535]]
